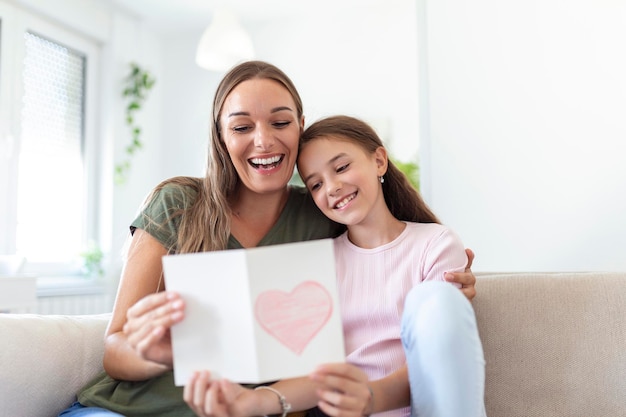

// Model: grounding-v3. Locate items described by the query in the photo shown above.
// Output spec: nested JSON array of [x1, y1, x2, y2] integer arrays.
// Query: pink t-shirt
[[333, 222, 467, 417]]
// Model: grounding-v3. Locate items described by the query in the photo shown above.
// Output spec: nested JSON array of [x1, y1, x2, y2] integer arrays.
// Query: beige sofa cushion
[[0, 313, 110, 417], [474, 272, 626, 417]]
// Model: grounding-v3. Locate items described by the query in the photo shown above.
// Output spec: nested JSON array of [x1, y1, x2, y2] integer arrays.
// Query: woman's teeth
[[250, 155, 282, 168], [335, 193, 356, 209]]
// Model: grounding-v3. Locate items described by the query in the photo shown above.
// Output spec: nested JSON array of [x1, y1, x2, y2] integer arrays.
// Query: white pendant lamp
[[195, 8, 255, 72]]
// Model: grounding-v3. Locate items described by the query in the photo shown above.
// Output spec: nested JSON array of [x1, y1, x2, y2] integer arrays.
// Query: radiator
[[34, 277, 115, 315], [36, 293, 114, 315]]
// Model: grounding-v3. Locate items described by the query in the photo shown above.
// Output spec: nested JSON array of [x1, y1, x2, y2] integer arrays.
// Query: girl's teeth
[[336, 193, 355, 209]]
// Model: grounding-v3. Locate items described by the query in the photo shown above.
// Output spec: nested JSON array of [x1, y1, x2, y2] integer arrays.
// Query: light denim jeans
[[58, 402, 125, 417], [401, 281, 487, 417]]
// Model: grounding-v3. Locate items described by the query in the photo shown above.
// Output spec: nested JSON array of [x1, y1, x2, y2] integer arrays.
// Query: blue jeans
[[401, 281, 487, 417], [58, 401, 124, 416]]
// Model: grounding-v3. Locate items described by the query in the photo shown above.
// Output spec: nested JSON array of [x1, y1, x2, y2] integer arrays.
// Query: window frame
[[0, 3, 101, 275]]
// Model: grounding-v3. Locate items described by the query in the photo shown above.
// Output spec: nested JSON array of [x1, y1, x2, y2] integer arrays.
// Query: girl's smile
[[334, 192, 357, 210]]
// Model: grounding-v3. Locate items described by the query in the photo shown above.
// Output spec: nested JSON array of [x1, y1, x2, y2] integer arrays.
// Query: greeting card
[[162, 238, 345, 385]]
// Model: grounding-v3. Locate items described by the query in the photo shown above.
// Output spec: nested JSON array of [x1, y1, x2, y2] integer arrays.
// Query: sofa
[[1, 272, 625, 417]]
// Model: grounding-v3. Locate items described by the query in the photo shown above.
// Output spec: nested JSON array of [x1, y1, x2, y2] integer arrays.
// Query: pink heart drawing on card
[[254, 281, 333, 355]]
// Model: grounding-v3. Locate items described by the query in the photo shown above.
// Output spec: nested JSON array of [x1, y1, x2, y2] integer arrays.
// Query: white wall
[[158, 33, 217, 180], [13, 0, 625, 274], [420, 0, 626, 271]]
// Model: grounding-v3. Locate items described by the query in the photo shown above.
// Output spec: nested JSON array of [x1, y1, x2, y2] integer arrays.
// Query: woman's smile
[[248, 154, 284, 173]]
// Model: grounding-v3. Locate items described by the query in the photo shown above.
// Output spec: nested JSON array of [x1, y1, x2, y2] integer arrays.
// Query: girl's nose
[[326, 179, 342, 195]]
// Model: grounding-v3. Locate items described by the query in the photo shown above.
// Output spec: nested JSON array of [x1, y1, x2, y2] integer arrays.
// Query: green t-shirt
[[78, 181, 342, 417]]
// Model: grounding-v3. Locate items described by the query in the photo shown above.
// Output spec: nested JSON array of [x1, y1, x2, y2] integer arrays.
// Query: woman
[[58, 61, 477, 417]]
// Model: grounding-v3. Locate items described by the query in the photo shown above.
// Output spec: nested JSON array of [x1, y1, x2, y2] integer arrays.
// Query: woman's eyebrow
[[227, 106, 293, 118], [227, 111, 249, 117], [270, 106, 293, 113]]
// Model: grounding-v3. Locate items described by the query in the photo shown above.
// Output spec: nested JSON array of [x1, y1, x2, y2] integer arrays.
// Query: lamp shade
[[195, 9, 255, 72]]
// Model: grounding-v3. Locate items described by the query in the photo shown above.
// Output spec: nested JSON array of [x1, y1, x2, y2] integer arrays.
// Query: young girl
[[295, 115, 487, 417], [183, 115, 486, 417]]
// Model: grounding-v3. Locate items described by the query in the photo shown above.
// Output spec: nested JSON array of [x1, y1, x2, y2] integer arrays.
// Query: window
[[0, 4, 100, 275]]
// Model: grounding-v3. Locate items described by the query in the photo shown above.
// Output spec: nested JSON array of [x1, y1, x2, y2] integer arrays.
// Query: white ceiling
[[110, 0, 393, 33]]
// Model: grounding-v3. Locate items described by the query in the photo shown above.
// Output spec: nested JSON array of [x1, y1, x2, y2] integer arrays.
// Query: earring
[[379, 176, 385, 184]]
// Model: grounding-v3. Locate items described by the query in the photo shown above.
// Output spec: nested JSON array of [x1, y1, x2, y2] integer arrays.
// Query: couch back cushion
[[0, 313, 110, 417], [474, 272, 626, 417]]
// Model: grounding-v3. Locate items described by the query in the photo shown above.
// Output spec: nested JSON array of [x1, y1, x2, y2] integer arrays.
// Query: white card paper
[[162, 238, 345, 385]]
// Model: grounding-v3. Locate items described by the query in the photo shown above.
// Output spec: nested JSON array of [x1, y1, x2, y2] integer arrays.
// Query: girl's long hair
[[299, 115, 440, 224], [140, 61, 304, 254]]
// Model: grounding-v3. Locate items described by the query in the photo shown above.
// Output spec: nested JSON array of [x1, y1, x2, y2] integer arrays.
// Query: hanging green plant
[[115, 62, 156, 185]]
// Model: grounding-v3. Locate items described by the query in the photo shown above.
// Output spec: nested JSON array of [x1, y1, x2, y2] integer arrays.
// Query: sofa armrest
[[0, 313, 111, 417], [474, 272, 626, 417]]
